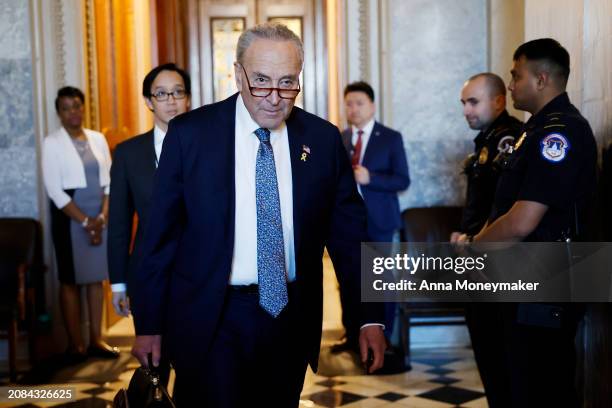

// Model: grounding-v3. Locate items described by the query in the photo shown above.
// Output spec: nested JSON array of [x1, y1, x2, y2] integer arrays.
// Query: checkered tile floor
[[1, 260, 487, 407], [299, 347, 487, 408], [1, 345, 487, 407]]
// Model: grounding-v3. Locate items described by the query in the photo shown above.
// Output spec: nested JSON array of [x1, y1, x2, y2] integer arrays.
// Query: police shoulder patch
[[540, 133, 570, 163]]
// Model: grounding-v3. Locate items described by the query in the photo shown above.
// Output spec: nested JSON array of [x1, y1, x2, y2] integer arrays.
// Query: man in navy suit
[[130, 23, 386, 407], [331, 81, 409, 353], [108, 63, 191, 316]]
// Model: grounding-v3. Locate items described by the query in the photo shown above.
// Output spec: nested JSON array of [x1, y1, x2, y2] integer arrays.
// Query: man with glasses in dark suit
[[108, 63, 191, 317]]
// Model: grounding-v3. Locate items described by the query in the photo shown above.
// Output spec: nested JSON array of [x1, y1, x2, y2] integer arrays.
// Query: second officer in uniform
[[453, 72, 523, 238], [451, 72, 523, 408], [458, 38, 597, 407]]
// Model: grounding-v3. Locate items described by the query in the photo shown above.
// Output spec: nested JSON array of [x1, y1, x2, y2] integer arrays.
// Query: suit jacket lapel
[[341, 129, 352, 156], [286, 109, 306, 258], [218, 94, 238, 260], [143, 130, 157, 178]]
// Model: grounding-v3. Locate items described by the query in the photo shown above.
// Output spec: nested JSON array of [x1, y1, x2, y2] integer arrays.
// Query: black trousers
[[467, 303, 581, 408], [173, 284, 308, 408], [465, 303, 510, 408]]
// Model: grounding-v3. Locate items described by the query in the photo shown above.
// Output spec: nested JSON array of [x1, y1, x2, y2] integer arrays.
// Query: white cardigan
[[42, 127, 112, 209]]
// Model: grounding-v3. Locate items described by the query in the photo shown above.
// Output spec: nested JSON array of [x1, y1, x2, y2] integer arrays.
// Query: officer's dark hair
[[55, 86, 85, 113], [142, 63, 191, 98], [344, 81, 375, 102], [513, 38, 570, 87], [468, 73, 506, 97]]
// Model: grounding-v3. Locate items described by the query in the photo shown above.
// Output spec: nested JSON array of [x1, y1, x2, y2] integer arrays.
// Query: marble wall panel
[[0, 59, 35, 150], [582, 0, 612, 147], [0, 0, 38, 218], [0, 0, 31, 60], [388, 0, 487, 208], [525, 0, 584, 107], [0, 148, 38, 217], [489, 0, 525, 119], [525, 0, 612, 148]]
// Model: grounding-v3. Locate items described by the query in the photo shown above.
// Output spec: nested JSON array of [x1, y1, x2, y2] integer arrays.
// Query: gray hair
[[236, 22, 304, 66]]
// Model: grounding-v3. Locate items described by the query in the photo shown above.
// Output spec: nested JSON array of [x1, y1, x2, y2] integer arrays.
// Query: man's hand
[[452, 233, 471, 255], [457, 233, 470, 243], [353, 165, 371, 185], [450, 231, 462, 243], [132, 335, 162, 368], [112, 291, 130, 316], [359, 325, 386, 373]]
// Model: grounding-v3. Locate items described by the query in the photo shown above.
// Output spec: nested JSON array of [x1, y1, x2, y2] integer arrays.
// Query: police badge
[[478, 147, 489, 164]]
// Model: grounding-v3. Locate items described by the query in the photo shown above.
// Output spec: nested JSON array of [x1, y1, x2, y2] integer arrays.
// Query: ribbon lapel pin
[[301, 145, 311, 162]]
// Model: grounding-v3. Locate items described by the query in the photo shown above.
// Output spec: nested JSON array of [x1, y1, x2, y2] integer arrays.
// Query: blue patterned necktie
[[254, 127, 288, 317]]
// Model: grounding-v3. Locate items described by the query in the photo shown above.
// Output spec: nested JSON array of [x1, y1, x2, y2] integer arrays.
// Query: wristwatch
[[81, 217, 89, 228]]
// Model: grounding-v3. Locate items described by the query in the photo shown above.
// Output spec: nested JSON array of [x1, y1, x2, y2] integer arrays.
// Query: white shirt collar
[[352, 117, 376, 136], [154, 125, 166, 146]]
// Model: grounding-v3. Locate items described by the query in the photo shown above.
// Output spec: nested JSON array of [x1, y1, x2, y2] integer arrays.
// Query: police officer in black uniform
[[458, 38, 597, 407], [454, 72, 523, 237], [451, 73, 523, 408]]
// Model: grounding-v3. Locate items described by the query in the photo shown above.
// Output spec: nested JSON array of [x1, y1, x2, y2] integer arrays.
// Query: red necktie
[[351, 130, 364, 167]]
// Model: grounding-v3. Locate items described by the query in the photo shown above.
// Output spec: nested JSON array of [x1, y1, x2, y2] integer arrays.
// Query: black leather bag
[[113, 356, 176, 408]]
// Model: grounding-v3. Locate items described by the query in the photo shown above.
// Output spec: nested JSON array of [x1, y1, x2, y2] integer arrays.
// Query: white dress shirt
[[153, 125, 166, 166], [230, 94, 296, 285], [351, 118, 375, 165]]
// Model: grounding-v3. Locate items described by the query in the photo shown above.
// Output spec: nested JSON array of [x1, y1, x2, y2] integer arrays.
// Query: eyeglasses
[[240, 64, 300, 99], [150, 89, 187, 102]]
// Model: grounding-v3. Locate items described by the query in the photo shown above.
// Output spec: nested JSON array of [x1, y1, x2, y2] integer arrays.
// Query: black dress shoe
[[330, 340, 359, 354], [87, 344, 120, 359]]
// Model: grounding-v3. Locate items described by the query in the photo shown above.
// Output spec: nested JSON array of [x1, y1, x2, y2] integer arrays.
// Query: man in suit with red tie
[[330, 81, 409, 355], [130, 24, 386, 407]]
